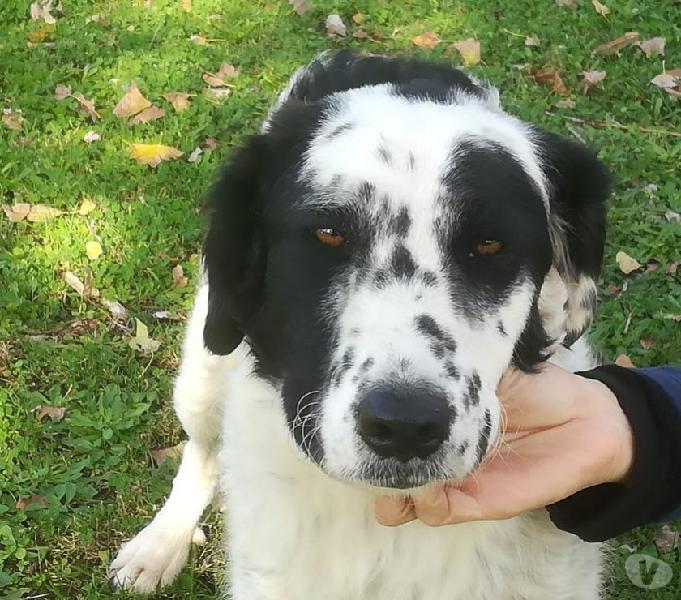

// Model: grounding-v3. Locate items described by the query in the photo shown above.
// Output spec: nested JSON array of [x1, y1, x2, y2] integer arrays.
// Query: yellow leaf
[[412, 31, 440, 50], [591, 0, 610, 16], [3, 203, 31, 222], [181, 0, 191, 12], [26, 25, 54, 43], [172, 264, 188, 288], [163, 92, 194, 113], [113, 83, 152, 118], [86, 240, 103, 260], [615, 250, 642, 274], [77, 197, 96, 215], [450, 38, 481, 66], [26, 204, 64, 222], [129, 143, 184, 167], [352, 11, 365, 25]]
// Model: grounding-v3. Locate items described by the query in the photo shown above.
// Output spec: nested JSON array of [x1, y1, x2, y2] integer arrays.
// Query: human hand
[[374, 363, 634, 527]]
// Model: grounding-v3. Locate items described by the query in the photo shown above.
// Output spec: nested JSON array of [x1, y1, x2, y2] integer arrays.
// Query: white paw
[[109, 521, 199, 594]]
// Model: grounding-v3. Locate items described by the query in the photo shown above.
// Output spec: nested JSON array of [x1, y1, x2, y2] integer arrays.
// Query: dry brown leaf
[[615, 250, 642, 274], [288, 0, 311, 15], [533, 67, 568, 96], [326, 14, 347, 37], [16, 494, 47, 510], [25, 204, 64, 222], [31, 1, 57, 24], [591, 0, 610, 16], [72, 93, 101, 122], [614, 354, 634, 368], [3, 203, 31, 222], [655, 525, 679, 553], [637, 36, 666, 58], [592, 32, 639, 56], [580, 70, 606, 93], [639, 338, 656, 350], [113, 83, 152, 119], [172, 264, 188, 288], [204, 137, 218, 150], [104, 299, 129, 321], [412, 31, 440, 50], [2, 109, 24, 131], [163, 92, 194, 113], [556, 98, 576, 109], [555, 0, 577, 7], [203, 87, 231, 99], [650, 72, 678, 90], [181, 0, 191, 12], [129, 144, 183, 167], [353, 28, 369, 39], [450, 38, 481, 66], [128, 105, 165, 125], [63, 271, 99, 298], [525, 35, 541, 47], [203, 63, 239, 87], [151, 441, 186, 466], [53, 83, 71, 100], [33, 404, 67, 421], [664, 313, 681, 322]]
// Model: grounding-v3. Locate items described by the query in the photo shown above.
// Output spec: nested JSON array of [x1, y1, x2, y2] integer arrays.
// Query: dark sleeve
[[546, 364, 681, 542]]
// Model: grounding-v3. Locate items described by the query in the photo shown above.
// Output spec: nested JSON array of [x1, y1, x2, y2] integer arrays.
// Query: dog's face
[[203, 53, 609, 489]]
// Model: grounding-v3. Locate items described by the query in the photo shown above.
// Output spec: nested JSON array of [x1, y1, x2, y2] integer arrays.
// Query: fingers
[[374, 495, 415, 526]]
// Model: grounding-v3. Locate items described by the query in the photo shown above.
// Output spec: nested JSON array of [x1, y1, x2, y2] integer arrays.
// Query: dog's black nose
[[357, 387, 451, 462]]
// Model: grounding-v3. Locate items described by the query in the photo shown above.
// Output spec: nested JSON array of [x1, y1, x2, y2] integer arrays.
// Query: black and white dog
[[110, 51, 610, 599]]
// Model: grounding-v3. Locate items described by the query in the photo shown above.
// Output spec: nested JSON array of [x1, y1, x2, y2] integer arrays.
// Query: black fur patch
[[390, 244, 416, 279], [377, 145, 393, 165], [391, 206, 411, 238], [415, 314, 457, 356], [476, 409, 492, 465], [327, 122, 354, 140], [465, 372, 481, 409]]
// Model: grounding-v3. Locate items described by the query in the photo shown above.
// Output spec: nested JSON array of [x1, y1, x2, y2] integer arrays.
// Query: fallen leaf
[[25, 204, 64, 222], [103, 299, 129, 321], [113, 83, 152, 119], [606, 284, 622, 296], [637, 36, 665, 58], [203, 63, 239, 87], [288, 0, 311, 15], [533, 67, 568, 95], [153, 310, 184, 321], [665, 211, 681, 223], [352, 11, 365, 25], [2, 109, 24, 131], [72, 93, 101, 121], [181, 0, 191, 12], [449, 38, 481, 66], [128, 105, 165, 125], [555, 0, 577, 7], [63, 270, 99, 298], [129, 144, 183, 167], [326, 14, 347, 37], [650, 72, 678, 90], [556, 98, 576, 108], [53, 83, 71, 100], [525, 35, 541, 47], [639, 338, 655, 350], [655, 525, 679, 553], [3, 203, 31, 222], [616, 250, 642, 274], [26, 25, 54, 43], [203, 136, 218, 150], [77, 197, 96, 215], [83, 130, 100, 143], [85, 13, 111, 25], [643, 183, 658, 196], [163, 92, 194, 113], [353, 28, 369, 39], [591, 0, 610, 16], [128, 318, 161, 354], [646, 259, 661, 272], [151, 441, 186, 466], [412, 31, 440, 50], [580, 70, 606, 93], [187, 147, 203, 163], [30, 1, 56, 24], [172, 264, 188, 288], [664, 313, 681, 322], [593, 32, 639, 56], [33, 404, 67, 421], [614, 354, 634, 368], [86, 240, 102, 260], [16, 494, 47, 510], [669, 262, 679, 274], [203, 87, 231, 99], [189, 34, 208, 45]]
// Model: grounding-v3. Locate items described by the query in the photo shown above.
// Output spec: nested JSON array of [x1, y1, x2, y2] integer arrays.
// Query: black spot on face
[[377, 145, 393, 165], [331, 347, 355, 387], [421, 271, 437, 287], [407, 151, 416, 171], [390, 244, 416, 279], [465, 372, 481, 409], [497, 321, 507, 336], [415, 314, 457, 356], [457, 441, 468, 455], [444, 361, 459, 380], [360, 357, 375, 372], [373, 269, 389, 289], [358, 181, 375, 203], [391, 206, 411, 239], [476, 409, 492, 465], [327, 122, 354, 140]]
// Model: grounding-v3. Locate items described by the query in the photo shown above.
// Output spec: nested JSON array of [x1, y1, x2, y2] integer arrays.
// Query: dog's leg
[[109, 284, 230, 594]]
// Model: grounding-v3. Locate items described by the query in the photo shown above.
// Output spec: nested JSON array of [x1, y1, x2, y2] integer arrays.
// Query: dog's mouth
[[337, 458, 455, 491]]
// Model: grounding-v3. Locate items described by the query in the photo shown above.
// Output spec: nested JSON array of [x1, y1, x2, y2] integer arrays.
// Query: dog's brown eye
[[475, 240, 504, 256], [314, 228, 345, 248]]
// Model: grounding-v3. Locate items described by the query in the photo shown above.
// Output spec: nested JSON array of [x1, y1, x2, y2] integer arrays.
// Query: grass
[[1, 0, 679, 598]]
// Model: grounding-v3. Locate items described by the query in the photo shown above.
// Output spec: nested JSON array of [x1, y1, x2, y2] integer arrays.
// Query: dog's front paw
[[108, 520, 198, 594]]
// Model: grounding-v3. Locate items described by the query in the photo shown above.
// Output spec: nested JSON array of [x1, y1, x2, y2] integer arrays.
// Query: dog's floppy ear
[[536, 130, 611, 346], [202, 135, 268, 355]]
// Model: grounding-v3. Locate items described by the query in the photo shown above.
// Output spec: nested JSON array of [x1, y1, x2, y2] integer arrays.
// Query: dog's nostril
[[357, 387, 450, 462]]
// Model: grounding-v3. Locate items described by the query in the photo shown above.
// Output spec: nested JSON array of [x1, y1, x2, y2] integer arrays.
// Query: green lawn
[[1, 0, 680, 598]]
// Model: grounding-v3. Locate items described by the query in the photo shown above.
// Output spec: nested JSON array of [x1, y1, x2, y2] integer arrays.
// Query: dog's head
[[203, 52, 610, 489]]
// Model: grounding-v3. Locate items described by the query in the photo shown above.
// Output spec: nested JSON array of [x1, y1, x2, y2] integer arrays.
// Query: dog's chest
[[219, 346, 600, 600]]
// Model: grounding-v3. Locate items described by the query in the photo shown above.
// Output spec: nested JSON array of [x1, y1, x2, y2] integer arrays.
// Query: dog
[[110, 51, 611, 599]]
